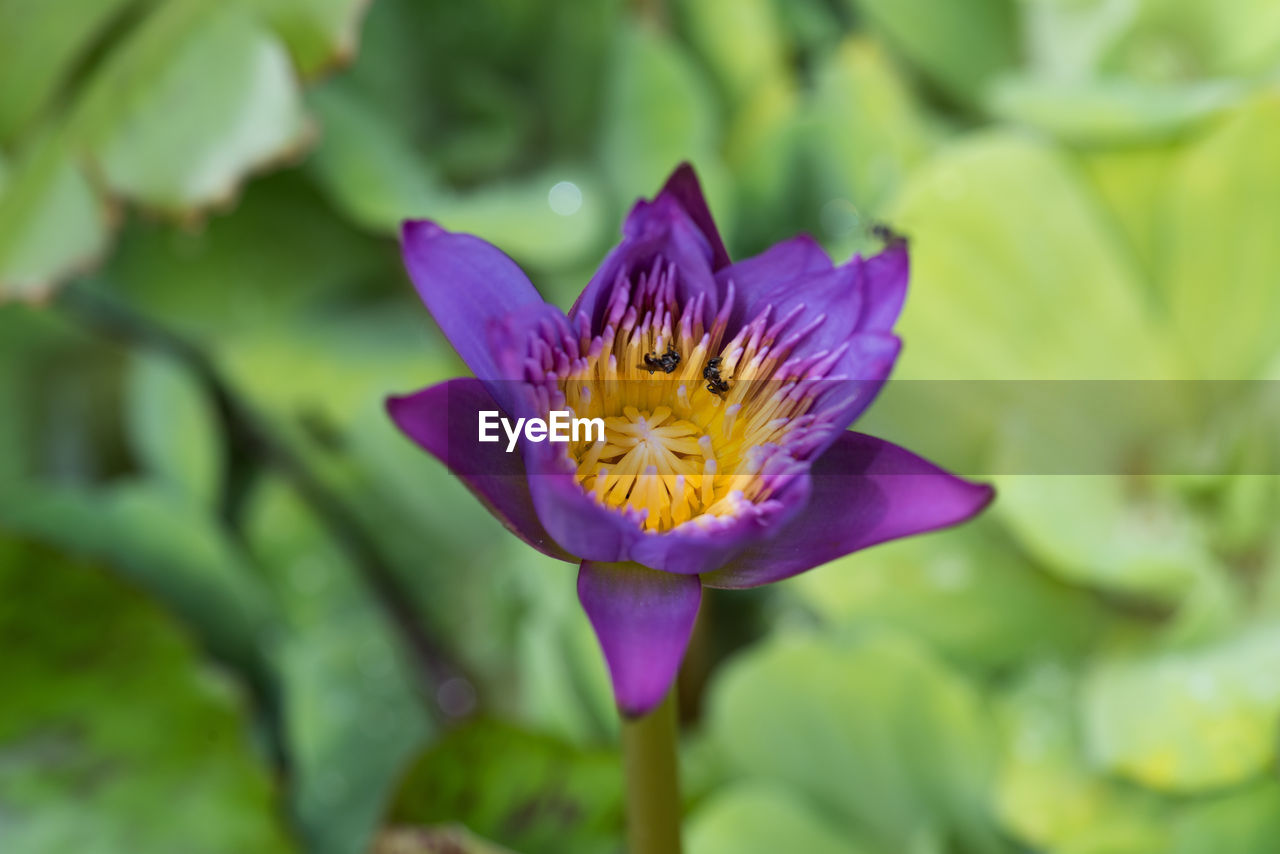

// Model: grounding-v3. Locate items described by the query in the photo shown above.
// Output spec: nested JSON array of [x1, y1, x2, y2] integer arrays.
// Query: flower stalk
[[620, 689, 683, 854]]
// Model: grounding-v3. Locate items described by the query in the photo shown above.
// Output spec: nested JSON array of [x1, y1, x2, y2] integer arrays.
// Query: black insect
[[641, 343, 681, 374], [703, 356, 731, 396], [870, 222, 908, 247]]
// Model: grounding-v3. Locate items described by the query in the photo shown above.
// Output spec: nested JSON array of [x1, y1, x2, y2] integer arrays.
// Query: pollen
[[546, 258, 831, 533]]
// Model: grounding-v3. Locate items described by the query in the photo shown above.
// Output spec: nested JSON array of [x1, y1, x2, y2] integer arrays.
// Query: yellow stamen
[[556, 283, 823, 533]]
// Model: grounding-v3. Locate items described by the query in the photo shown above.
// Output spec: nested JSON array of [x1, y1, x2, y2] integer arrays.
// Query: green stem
[[620, 690, 683, 854]]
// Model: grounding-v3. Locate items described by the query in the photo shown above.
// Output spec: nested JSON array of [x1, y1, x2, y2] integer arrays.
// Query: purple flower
[[387, 165, 993, 717]]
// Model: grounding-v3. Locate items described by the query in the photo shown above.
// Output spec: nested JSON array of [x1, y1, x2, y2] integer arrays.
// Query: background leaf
[[0, 539, 296, 854], [707, 630, 1006, 852], [1082, 623, 1280, 792], [846, 0, 1019, 106], [1164, 94, 1280, 379], [686, 782, 879, 854], [6, 3, 1280, 852], [388, 720, 625, 854]]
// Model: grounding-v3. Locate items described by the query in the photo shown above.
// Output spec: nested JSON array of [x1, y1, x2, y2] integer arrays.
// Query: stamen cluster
[[513, 257, 857, 532]]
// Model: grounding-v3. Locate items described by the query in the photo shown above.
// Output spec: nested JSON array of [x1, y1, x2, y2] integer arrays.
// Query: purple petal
[[400, 221, 549, 384], [485, 301, 586, 421], [792, 332, 902, 461], [649, 163, 731, 271], [521, 439, 809, 575], [577, 560, 702, 717], [720, 240, 909, 368], [702, 431, 994, 589], [570, 166, 725, 327], [522, 440, 645, 564], [628, 459, 812, 575], [856, 239, 909, 333], [717, 234, 833, 326], [385, 379, 574, 562]]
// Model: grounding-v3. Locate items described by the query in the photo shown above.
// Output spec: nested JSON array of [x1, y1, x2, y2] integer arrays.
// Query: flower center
[[545, 260, 831, 533], [576, 405, 723, 531]]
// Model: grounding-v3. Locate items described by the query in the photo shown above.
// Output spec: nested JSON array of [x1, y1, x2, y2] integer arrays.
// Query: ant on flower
[[870, 222, 907, 247], [641, 343, 681, 374], [703, 356, 731, 396]]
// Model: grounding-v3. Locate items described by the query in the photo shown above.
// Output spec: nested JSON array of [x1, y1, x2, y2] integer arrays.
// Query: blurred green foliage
[[2, 0, 1280, 852]]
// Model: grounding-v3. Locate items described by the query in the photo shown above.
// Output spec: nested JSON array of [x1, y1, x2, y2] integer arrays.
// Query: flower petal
[[522, 442, 812, 576], [570, 166, 724, 327], [856, 239, 909, 333], [702, 431, 994, 589], [522, 440, 645, 563], [647, 162, 731, 271], [717, 234, 833, 325], [400, 220, 549, 384], [791, 332, 902, 461], [385, 378, 574, 562], [577, 560, 702, 717], [629, 458, 812, 575], [719, 239, 909, 371]]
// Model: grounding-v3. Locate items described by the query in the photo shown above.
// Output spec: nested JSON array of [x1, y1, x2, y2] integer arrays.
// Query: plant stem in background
[[620, 689, 683, 854]]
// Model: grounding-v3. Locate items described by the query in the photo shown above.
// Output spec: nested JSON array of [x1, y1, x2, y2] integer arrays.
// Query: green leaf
[[429, 170, 610, 274], [307, 41, 608, 274], [105, 169, 393, 344], [124, 350, 223, 508], [1261, 535, 1280, 617], [600, 23, 725, 214], [0, 0, 139, 142], [847, 0, 1018, 106], [1213, 474, 1280, 557], [789, 518, 1115, 671], [0, 0, 331, 298], [1169, 780, 1280, 854], [387, 719, 624, 854], [1077, 142, 1181, 286], [721, 78, 805, 255], [1109, 0, 1280, 80], [1164, 94, 1280, 379], [245, 477, 432, 854], [261, 0, 371, 77], [707, 631, 1004, 852], [988, 76, 1244, 144], [687, 782, 882, 854], [674, 0, 787, 108], [97, 167, 541, 737], [0, 301, 124, 481], [305, 82, 442, 229], [890, 132, 1174, 381], [1082, 622, 1280, 791], [0, 481, 278, 676], [513, 556, 617, 745], [75, 2, 311, 212], [0, 132, 110, 299], [1017, 0, 1280, 85], [992, 475, 1216, 606], [805, 37, 940, 252], [312, 0, 617, 187], [994, 666, 1169, 852], [0, 538, 296, 854], [1017, 0, 1141, 81]]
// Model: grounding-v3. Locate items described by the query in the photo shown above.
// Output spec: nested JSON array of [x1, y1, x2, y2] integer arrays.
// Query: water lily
[[387, 165, 993, 719]]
